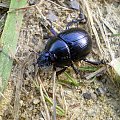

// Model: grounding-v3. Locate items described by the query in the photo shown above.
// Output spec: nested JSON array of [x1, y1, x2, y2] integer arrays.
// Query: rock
[[83, 92, 91, 100]]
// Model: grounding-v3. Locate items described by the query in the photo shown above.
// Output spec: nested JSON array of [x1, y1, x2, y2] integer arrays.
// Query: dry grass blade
[[52, 70, 57, 120], [0, 92, 7, 100], [93, 15, 114, 60], [85, 66, 106, 80], [46, 0, 72, 10], [97, 8, 115, 60], [101, 19, 117, 34], [33, 76, 65, 117], [40, 84, 50, 120], [82, 0, 104, 59], [13, 74, 22, 120], [37, 76, 50, 120], [60, 85, 68, 114]]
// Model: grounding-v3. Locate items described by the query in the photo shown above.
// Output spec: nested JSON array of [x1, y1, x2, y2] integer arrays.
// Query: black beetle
[[37, 13, 103, 75]]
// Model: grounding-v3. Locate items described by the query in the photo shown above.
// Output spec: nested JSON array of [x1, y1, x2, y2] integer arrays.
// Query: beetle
[[37, 12, 104, 75]]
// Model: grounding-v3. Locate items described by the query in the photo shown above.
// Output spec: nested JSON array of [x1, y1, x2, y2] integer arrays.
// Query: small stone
[[47, 11, 58, 22], [70, 0, 80, 10], [40, 118, 44, 120], [91, 93, 97, 101], [87, 109, 96, 117], [21, 112, 26, 118], [19, 100, 24, 106], [95, 87, 106, 96], [33, 98, 40, 104], [28, 0, 36, 5], [83, 92, 91, 100], [101, 78, 107, 84]]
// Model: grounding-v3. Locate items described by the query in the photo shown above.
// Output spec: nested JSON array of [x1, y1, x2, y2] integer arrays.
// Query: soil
[[0, 0, 120, 120]]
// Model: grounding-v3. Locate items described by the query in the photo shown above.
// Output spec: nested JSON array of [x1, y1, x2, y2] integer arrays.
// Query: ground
[[0, 0, 120, 120]]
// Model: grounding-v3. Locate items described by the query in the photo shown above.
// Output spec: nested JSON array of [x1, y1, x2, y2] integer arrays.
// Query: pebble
[[28, 0, 36, 5], [0, 116, 2, 120], [19, 100, 24, 106], [70, 0, 80, 10], [83, 92, 91, 100], [33, 99, 40, 105], [91, 92, 97, 101], [101, 78, 107, 84], [47, 11, 58, 22], [95, 87, 106, 96], [87, 109, 96, 117], [21, 112, 26, 118]]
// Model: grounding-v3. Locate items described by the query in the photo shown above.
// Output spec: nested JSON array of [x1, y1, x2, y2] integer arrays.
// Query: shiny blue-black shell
[[44, 28, 92, 67]]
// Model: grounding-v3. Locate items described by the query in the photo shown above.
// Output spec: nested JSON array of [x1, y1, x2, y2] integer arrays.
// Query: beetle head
[[37, 51, 52, 68]]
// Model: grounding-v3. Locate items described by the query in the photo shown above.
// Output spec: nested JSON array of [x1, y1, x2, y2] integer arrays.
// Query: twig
[[85, 66, 106, 80], [52, 69, 57, 120]]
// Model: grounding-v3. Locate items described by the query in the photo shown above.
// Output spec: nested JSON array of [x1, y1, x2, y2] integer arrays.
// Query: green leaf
[[63, 72, 79, 86], [44, 95, 65, 116], [79, 66, 98, 72], [0, 0, 27, 92]]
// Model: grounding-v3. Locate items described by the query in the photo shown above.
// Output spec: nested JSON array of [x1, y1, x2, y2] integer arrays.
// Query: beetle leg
[[66, 20, 78, 29], [56, 67, 67, 76], [49, 20, 57, 36], [78, 12, 87, 24], [83, 59, 105, 65], [71, 63, 80, 75], [66, 11, 87, 29]]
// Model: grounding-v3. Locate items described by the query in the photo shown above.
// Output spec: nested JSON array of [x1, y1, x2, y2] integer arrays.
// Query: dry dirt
[[0, 0, 120, 120]]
